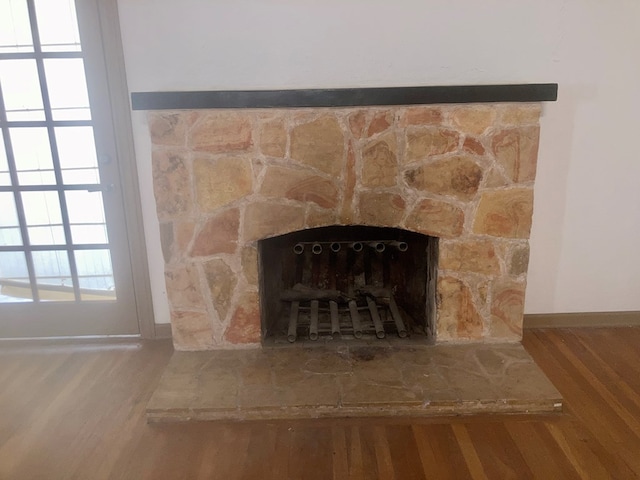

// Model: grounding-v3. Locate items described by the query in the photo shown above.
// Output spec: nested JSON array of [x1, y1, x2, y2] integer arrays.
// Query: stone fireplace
[[149, 101, 542, 350]]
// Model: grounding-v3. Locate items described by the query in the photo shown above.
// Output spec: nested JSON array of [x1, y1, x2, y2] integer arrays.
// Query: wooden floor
[[0, 328, 639, 479]]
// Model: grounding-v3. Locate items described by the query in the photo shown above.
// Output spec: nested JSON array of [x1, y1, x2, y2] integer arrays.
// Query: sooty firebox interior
[[258, 226, 438, 344]]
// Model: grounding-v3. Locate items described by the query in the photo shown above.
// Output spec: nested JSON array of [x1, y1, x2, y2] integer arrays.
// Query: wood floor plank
[[1, 328, 640, 479], [385, 425, 426, 480], [332, 426, 350, 480], [524, 329, 640, 473], [463, 422, 533, 479], [504, 421, 580, 480], [451, 424, 489, 480]]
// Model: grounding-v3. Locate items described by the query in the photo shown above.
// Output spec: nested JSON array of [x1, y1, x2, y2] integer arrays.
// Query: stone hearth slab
[[147, 343, 562, 422]]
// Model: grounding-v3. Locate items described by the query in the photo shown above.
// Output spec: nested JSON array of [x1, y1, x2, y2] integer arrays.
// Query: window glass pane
[[32, 250, 73, 301], [10, 127, 55, 185], [0, 251, 32, 303], [0, 192, 23, 246], [0, 0, 33, 53], [34, 0, 81, 52], [27, 225, 65, 245], [44, 59, 91, 120], [65, 190, 109, 245], [65, 190, 106, 224], [70, 224, 108, 244], [55, 126, 100, 184], [0, 60, 45, 121], [0, 131, 10, 186], [21, 190, 63, 226], [75, 249, 116, 300]]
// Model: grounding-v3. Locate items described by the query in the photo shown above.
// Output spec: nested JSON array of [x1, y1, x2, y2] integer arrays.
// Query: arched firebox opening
[[258, 226, 438, 344]]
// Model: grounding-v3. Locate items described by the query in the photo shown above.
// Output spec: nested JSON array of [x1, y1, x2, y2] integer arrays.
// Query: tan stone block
[[260, 165, 339, 208], [306, 206, 336, 229], [437, 276, 483, 340], [405, 127, 459, 162], [171, 310, 214, 350], [340, 142, 357, 224], [357, 192, 406, 227], [404, 156, 483, 201], [452, 107, 497, 135], [400, 107, 443, 127], [473, 189, 534, 239], [499, 104, 542, 125], [259, 119, 287, 157], [190, 208, 240, 256], [361, 134, 398, 187], [290, 116, 345, 176], [462, 137, 486, 156], [189, 112, 252, 153], [165, 264, 205, 309], [509, 244, 530, 276], [405, 199, 464, 238], [241, 246, 259, 286], [175, 221, 196, 253], [490, 279, 525, 339], [483, 167, 510, 188], [348, 111, 367, 139], [152, 150, 192, 218], [440, 240, 501, 275], [366, 111, 393, 137], [224, 290, 261, 344], [194, 156, 253, 212], [148, 113, 189, 146], [491, 126, 540, 183], [243, 202, 306, 242], [203, 259, 237, 320]]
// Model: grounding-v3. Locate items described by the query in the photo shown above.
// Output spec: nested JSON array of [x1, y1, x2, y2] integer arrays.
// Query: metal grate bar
[[348, 300, 363, 339], [366, 296, 386, 339], [287, 301, 299, 343]]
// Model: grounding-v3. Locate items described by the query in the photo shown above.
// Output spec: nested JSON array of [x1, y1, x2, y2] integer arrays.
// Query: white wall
[[117, 0, 640, 323]]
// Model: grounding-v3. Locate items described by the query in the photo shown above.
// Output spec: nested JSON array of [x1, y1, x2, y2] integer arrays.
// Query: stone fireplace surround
[[146, 92, 546, 351]]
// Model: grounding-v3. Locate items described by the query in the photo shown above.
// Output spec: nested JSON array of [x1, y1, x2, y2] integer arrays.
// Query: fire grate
[[259, 227, 438, 344]]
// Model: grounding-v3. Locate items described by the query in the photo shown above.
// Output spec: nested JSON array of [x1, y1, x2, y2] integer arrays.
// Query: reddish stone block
[[437, 276, 483, 340], [404, 156, 483, 201], [404, 199, 465, 238], [260, 165, 339, 209], [224, 290, 261, 344], [190, 208, 240, 256], [491, 126, 540, 183], [463, 137, 486, 156], [400, 107, 443, 127], [490, 279, 525, 339], [348, 111, 367, 139], [189, 112, 252, 153], [405, 127, 459, 162], [366, 111, 393, 137]]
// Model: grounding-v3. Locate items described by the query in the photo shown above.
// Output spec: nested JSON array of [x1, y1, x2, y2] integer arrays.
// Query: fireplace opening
[[258, 226, 438, 344]]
